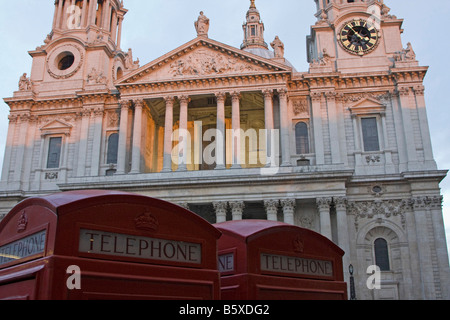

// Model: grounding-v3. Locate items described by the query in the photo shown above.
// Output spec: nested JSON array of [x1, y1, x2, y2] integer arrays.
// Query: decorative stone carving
[[107, 111, 120, 128], [270, 36, 284, 58], [18, 73, 32, 91], [86, 68, 107, 85], [125, 48, 140, 70], [366, 155, 381, 164], [169, 49, 263, 78], [310, 48, 333, 68], [394, 42, 417, 62], [348, 199, 409, 231], [292, 97, 309, 116], [194, 11, 210, 37]]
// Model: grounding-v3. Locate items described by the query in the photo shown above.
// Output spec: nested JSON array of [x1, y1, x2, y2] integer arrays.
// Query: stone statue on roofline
[[195, 11, 210, 38]]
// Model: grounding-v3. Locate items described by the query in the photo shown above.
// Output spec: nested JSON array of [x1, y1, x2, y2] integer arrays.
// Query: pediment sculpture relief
[[169, 48, 265, 78]]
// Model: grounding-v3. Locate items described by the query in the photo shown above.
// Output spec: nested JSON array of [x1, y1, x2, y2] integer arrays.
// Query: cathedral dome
[[242, 47, 297, 72]]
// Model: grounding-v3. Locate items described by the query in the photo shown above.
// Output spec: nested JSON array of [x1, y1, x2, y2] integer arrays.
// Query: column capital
[[178, 95, 191, 105], [229, 201, 245, 221], [334, 197, 348, 211], [231, 91, 241, 101], [263, 89, 274, 99], [277, 88, 288, 99], [119, 99, 132, 109], [413, 85, 425, 96], [316, 197, 332, 211], [310, 91, 323, 102], [280, 199, 296, 211], [213, 201, 228, 223], [215, 92, 226, 103], [133, 99, 144, 108], [396, 86, 411, 96], [164, 96, 175, 105], [325, 91, 337, 101]]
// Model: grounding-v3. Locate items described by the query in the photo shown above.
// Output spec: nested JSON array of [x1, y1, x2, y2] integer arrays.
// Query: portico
[[115, 37, 293, 175]]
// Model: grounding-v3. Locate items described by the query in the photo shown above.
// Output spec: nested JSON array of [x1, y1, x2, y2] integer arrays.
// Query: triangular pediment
[[117, 37, 292, 85], [40, 120, 73, 135], [348, 97, 386, 115]]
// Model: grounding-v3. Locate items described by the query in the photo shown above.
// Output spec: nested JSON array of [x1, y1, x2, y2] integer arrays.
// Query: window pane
[[295, 122, 310, 154], [107, 133, 119, 164], [374, 238, 390, 271], [361, 117, 380, 152], [47, 137, 62, 169]]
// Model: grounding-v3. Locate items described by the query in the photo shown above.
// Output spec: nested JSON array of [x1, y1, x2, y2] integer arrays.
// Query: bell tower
[[241, 0, 268, 50], [26, 0, 138, 97], [307, 0, 410, 73]]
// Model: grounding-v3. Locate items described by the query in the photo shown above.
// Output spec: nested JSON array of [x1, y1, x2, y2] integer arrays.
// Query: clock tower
[[307, 0, 412, 73]]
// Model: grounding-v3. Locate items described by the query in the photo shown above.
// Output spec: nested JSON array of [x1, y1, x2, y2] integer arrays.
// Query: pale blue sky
[[0, 0, 449, 256]]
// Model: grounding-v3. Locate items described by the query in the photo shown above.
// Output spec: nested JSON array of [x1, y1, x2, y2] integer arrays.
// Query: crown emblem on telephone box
[[135, 210, 159, 232], [17, 210, 28, 233]]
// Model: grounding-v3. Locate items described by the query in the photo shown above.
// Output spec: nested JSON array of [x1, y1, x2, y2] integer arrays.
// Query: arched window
[[106, 133, 119, 164], [374, 238, 390, 271], [295, 122, 310, 154]]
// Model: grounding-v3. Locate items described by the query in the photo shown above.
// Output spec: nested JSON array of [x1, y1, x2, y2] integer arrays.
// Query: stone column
[[263, 89, 275, 166], [10, 114, 28, 184], [213, 201, 228, 223], [162, 96, 174, 172], [264, 199, 279, 221], [116, 100, 131, 175], [413, 85, 436, 168], [231, 91, 241, 169], [325, 91, 341, 164], [311, 92, 325, 165], [116, 16, 124, 49], [76, 108, 91, 177], [102, 0, 111, 30], [316, 197, 332, 240], [81, 0, 88, 27], [429, 196, 450, 300], [278, 89, 291, 167], [281, 199, 296, 225], [130, 99, 143, 174], [335, 197, 351, 285], [229, 201, 245, 221], [55, 0, 64, 29], [90, 107, 104, 176], [412, 197, 437, 299], [1, 115, 17, 181], [177, 95, 189, 172], [397, 86, 418, 169], [215, 92, 226, 170]]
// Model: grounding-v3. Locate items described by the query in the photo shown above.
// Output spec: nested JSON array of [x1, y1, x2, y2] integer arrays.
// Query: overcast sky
[[0, 1, 449, 257]]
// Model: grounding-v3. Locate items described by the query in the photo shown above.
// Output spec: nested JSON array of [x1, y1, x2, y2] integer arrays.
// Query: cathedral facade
[[1, 0, 449, 300]]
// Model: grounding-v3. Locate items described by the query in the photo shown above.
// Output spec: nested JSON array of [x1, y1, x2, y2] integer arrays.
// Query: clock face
[[339, 19, 379, 56]]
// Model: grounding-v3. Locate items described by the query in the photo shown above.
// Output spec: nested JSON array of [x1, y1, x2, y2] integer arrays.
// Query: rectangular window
[[361, 117, 380, 152], [47, 137, 62, 169]]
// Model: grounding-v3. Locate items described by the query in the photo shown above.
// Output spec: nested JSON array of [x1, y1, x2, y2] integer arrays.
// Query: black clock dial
[[339, 19, 379, 55]]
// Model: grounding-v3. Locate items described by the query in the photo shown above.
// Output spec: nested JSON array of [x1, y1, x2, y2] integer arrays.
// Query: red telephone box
[[215, 220, 347, 300], [0, 190, 221, 300]]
